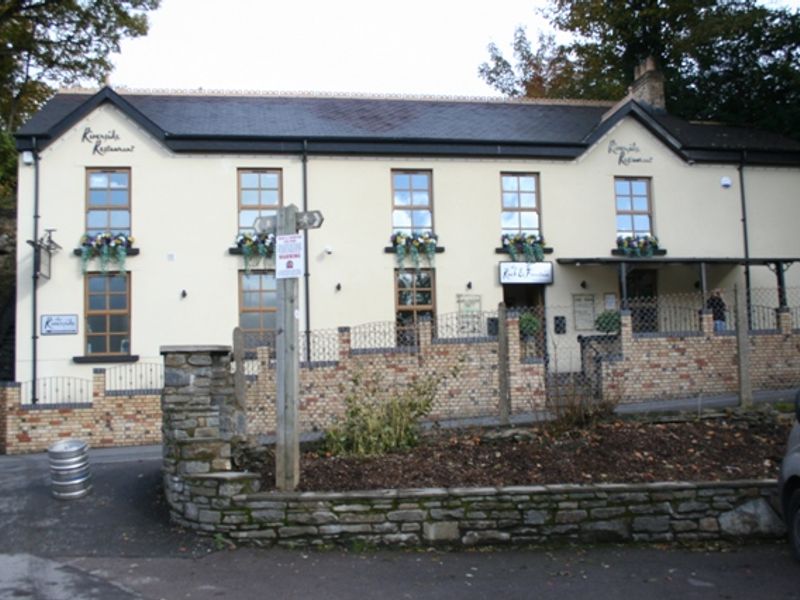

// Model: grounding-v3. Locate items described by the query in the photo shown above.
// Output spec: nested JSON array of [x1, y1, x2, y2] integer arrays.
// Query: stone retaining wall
[[166, 477, 784, 548], [160, 347, 786, 549]]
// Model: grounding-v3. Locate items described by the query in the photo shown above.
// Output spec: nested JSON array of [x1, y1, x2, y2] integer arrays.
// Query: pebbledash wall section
[[0, 369, 161, 454], [161, 345, 786, 548]]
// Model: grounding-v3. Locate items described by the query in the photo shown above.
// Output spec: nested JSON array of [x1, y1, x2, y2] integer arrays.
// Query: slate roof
[[14, 87, 800, 165]]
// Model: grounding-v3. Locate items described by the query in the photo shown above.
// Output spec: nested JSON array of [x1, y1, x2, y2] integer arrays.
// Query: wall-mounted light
[[466, 281, 472, 290], [21, 151, 34, 165], [181, 289, 188, 298], [720, 176, 733, 189], [580, 280, 587, 289], [335, 283, 341, 292], [324, 246, 334, 255]]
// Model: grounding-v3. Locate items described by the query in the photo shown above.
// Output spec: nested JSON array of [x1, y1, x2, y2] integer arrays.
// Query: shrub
[[519, 312, 541, 338], [548, 396, 618, 434], [323, 372, 441, 457], [595, 310, 621, 333]]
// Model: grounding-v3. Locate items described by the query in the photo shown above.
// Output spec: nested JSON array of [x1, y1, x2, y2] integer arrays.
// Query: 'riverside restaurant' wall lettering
[[81, 128, 135, 156], [608, 140, 653, 166]]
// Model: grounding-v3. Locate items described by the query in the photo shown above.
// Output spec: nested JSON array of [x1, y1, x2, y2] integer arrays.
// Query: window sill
[[611, 249, 667, 257], [384, 246, 445, 254], [72, 248, 140, 257], [495, 247, 553, 255], [73, 355, 140, 364]]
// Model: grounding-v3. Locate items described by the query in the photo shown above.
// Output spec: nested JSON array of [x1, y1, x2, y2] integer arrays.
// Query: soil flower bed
[[243, 412, 791, 492]]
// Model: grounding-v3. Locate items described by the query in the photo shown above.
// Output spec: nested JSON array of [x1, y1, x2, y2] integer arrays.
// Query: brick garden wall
[[162, 346, 784, 548], [0, 369, 161, 454], [4, 308, 798, 454], [601, 310, 799, 403], [750, 310, 800, 390], [245, 318, 546, 438], [0, 382, 8, 452]]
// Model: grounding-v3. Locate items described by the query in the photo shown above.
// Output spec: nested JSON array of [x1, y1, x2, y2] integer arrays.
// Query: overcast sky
[[110, 0, 800, 98]]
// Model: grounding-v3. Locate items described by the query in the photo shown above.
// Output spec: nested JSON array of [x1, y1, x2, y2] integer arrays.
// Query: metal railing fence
[[105, 361, 164, 393], [20, 376, 92, 405]]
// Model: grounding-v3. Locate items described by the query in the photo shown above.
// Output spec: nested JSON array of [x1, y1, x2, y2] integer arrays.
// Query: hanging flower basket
[[79, 233, 134, 273], [616, 235, 659, 257], [391, 231, 438, 270], [501, 233, 545, 262], [236, 231, 276, 273]]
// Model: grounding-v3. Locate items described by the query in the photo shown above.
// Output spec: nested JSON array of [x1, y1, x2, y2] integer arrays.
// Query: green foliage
[[594, 310, 621, 334], [323, 372, 442, 457], [212, 533, 235, 551], [0, 0, 161, 131], [479, 30, 586, 99], [0, 130, 16, 210], [479, 0, 800, 140], [519, 312, 541, 337], [0, 0, 161, 298]]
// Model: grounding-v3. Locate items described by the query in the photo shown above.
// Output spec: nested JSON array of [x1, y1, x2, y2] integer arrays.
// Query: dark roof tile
[[15, 89, 800, 162]]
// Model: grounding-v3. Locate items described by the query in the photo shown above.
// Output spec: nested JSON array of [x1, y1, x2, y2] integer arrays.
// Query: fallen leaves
[[248, 415, 791, 492]]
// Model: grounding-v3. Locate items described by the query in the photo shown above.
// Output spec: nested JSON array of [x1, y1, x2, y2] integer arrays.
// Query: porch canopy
[[556, 256, 800, 307]]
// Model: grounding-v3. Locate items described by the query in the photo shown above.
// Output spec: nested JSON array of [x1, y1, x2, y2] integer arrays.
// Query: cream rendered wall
[[15, 104, 308, 382], [537, 118, 743, 324], [739, 166, 800, 292], [15, 106, 800, 382], [308, 155, 566, 329]]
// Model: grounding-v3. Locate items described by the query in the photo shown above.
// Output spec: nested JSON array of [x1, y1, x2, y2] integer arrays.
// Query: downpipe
[[30, 137, 40, 403]]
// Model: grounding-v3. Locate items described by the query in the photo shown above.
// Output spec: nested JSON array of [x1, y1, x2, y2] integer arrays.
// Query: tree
[[0, 0, 161, 132], [480, 30, 581, 99], [0, 1, 160, 312], [0, 0, 160, 209], [479, 1, 800, 140], [0, 130, 16, 209]]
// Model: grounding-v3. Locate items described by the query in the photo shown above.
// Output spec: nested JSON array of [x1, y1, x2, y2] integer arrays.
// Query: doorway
[[626, 268, 658, 333], [503, 284, 545, 360], [503, 284, 543, 310]]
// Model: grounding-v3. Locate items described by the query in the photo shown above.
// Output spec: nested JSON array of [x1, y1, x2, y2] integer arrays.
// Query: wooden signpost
[[266, 205, 324, 491]]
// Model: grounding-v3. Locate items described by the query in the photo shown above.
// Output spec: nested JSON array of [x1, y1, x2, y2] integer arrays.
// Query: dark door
[[503, 284, 545, 359], [626, 269, 657, 332], [503, 284, 542, 310]]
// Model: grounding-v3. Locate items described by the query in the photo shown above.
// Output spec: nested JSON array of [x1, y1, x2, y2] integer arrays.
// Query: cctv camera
[[324, 246, 333, 255]]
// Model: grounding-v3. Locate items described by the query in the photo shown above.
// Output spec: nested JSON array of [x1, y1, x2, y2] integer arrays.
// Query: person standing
[[706, 289, 727, 332]]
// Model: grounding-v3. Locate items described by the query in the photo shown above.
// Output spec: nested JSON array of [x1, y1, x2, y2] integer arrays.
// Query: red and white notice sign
[[276, 234, 304, 279]]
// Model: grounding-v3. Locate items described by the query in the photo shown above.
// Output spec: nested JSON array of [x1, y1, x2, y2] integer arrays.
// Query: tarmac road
[[0, 445, 798, 600]]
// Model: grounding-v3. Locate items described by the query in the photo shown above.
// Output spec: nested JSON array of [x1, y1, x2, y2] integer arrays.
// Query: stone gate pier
[[160, 346, 261, 531]]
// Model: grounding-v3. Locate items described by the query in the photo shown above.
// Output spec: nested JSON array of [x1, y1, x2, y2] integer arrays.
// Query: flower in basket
[[391, 231, 438, 270], [501, 233, 545, 262], [616, 234, 659, 257], [80, 232, 134, 273], [236, 231, 276, 273]]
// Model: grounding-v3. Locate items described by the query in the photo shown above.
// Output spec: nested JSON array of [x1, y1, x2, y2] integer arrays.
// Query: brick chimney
[[629, 56, 665, 111]]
